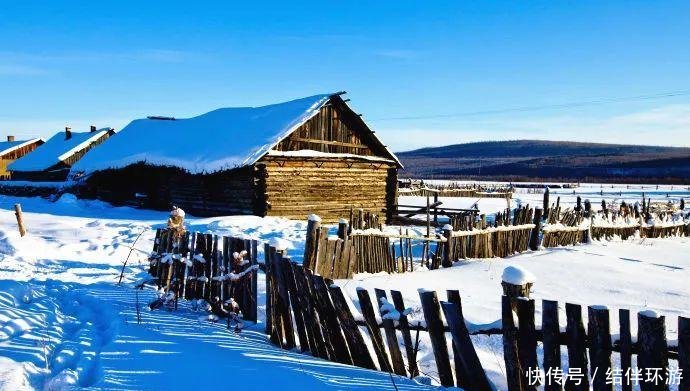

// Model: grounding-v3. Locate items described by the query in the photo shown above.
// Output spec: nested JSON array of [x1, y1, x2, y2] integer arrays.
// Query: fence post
[[295, 266, 329, 359], [678, 316, 690, 391], [442, 224, 453, 268], [14, 203, 26, 237], [517, 298, 538, 391], [502, 295, 523, 391], [357, 288, 392, 372], [565, 303, 589, 391], [529, 208, 543, 251], [282, 257, 309, 352], [390, 290, 418, 378], [329, 285, 377, 370], [311, 275, 352, 365], [419, 289, 454, 387], [542, 300, 562, 391], [588, 306, 613, 391], [271, 252, 295, 349], [303, 214, 321, 270], [637, 311, 668, 391], [443, 291, 493, 391], [374, 289, 406, 376], [337, 218, 349, 241], [619, 309, 633, 391]]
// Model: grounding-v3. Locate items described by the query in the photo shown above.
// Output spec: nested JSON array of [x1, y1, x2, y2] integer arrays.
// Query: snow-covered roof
[[0, 138, 43, 158], [71, 93, 400, 175], [9, 129, 112, 172]]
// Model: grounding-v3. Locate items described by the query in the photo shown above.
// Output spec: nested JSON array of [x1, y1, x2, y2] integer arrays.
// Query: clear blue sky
[[2, 1, 689, 151]]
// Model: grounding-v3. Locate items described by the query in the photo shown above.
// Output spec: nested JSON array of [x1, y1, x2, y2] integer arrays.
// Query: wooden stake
[[14, 204, 26, 237]]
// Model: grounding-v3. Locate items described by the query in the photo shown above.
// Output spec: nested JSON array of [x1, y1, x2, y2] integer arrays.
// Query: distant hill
[[397, 140, 690, 184]]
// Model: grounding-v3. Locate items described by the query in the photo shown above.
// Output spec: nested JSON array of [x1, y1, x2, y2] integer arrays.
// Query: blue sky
[[1, 1, 689, 151]]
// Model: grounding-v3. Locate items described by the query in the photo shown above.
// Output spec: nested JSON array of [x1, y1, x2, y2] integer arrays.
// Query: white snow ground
[[0, 195, 431, 390], [0, 184, 688, 390]]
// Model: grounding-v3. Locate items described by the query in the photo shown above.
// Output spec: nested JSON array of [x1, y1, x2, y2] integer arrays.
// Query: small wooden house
[[10, 126, 114, 181], [72, 93, 402, 221], [0, 136, 44, 179]]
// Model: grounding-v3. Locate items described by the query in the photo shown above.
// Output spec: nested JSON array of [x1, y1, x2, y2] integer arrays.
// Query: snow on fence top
[[502, 265, 536, 285], [9, 129, 111, 172], [71, 94, 335, 175]]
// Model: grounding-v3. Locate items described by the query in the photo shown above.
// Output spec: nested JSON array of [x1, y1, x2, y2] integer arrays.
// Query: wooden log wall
[[82, 164, 261, 216], [274, 104, 375, 156], [148, 228, 258, 322], [261, 157, 397, 222], [0, 139, 44, 179], [503, 296, 689, 391]]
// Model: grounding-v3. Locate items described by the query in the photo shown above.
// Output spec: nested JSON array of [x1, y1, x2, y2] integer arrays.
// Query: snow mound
[[0, 357, 33, 391], [268, 237, 291, 251], [639, 309, 661, 318], [308, 214, 322, 222], [502, 265, 536, 285]]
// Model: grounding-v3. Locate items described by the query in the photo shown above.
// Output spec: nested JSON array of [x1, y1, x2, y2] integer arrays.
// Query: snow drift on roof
[[0, 139, 42, 157], [71, 94, 334, 175], [9, 129, 110, 172]]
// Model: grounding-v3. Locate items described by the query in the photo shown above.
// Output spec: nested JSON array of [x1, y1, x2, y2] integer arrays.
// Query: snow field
[[0, 194, 433, 390], [0, 183, 688, 390]]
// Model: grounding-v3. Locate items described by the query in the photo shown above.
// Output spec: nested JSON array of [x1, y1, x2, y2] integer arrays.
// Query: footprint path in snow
[[0, 280, 117, 389]]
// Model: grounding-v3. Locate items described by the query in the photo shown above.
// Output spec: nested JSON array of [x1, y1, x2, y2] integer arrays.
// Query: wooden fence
[[502, 295, 689, 391], [148, 228, 258, 322], [265, 258, 690, 391], [399, 187, 513, 199], [265, 250, 494, 390]]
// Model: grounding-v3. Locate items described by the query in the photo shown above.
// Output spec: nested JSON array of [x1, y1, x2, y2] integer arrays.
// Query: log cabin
[[0, 136, 44, 179], [9, 126, 115, 181], [71, 93, 402, 221]]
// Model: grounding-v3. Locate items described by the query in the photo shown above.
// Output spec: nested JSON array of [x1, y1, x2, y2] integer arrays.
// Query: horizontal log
[[286, 137, 370, 149]]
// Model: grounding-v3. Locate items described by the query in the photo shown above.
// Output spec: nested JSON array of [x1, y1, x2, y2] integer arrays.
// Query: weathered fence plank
[[357, 288, 392, 372], [637, 311, 668, 391], [442, 291, 492, 391], [587, 306, 613, 391], [517, 298, 538, 391], [311, 275, 353, 365], [294, 265, 329, 359], [619, 309, 633, 391], [282, 256, 309, 352], [374, 289, 406, 376], [329, 285, 377, 370], [419, 290, 454, 387], [502, 296, 523, 391], [542, 300, 562, 391], [390, 290, 418, 378], [271, 251, 295, 349], [565, 303, 589, 391], [678, 316, 690, 391]]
